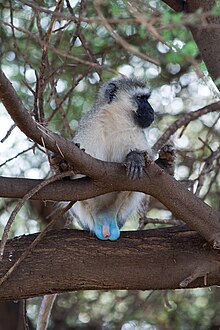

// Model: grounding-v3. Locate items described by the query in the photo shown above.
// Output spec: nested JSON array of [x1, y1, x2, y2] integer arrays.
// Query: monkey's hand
[[155, 144, 175, 176], [125, 150, 146, 180]]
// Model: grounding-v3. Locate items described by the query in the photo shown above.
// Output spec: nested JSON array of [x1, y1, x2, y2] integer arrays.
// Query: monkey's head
[[96, 77, 155, 128]]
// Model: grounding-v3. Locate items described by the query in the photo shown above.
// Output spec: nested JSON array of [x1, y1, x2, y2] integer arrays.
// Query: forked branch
[[1, 69, 220, 247]]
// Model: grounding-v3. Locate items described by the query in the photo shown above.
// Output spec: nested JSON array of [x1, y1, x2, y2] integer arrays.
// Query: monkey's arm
[[49, 144, 175, 179]]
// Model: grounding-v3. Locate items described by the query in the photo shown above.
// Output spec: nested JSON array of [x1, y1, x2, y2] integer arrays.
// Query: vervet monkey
[[50, 77, 174, 240], [40, 78, 174, 330]]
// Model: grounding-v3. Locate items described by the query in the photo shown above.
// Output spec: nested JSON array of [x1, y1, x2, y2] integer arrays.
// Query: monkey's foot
[[48, 152, 73, 174], [125, 150, 146, 180], [155, 144, 175, 176], [94, 220, 120, 241]]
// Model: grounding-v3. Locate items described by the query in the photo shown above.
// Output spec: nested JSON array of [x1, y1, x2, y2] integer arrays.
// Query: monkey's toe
[[159, 144, 175, 160], [48, 152, 73, 175], [155, 144, 175, 176]]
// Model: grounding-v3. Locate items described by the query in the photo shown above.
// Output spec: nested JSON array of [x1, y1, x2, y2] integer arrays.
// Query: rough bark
[[0, 228, 220, 301], [162, 0, 220, 82]]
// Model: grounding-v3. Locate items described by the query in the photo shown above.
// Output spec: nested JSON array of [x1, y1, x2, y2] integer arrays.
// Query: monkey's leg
[[155, 144, 175, 176]]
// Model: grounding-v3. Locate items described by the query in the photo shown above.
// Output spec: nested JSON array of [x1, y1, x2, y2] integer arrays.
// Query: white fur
[[71, 86, 151, 233], [133, 87, 150, 96]]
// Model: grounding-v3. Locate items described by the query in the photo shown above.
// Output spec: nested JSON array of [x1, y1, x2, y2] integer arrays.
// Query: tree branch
[[1, 68, 220, 246], [161, 0, 183, 12], [0, 161, 220, 248], [152, 102, 220, 152], [0, 228, 220, 301]]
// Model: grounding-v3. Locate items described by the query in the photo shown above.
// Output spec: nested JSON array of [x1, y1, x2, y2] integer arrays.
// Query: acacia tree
[[0, 0, 220, 328]]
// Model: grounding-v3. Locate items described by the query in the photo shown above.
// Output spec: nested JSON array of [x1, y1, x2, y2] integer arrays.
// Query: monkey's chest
[[100, 130, 147, 162], [75, 122, 148, 162]]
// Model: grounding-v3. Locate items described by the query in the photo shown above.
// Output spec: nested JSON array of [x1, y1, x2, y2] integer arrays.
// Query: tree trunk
[[0, 301, 33, 330]]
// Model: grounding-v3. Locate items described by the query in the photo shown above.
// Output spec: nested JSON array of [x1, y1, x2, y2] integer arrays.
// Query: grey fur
[[71, 77, 154, 239]]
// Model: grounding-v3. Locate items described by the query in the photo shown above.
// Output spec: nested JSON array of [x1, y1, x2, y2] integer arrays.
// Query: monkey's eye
[[135, 94, 150, 102], [109, 92, 116, 102], [135, 90, 151, 103]]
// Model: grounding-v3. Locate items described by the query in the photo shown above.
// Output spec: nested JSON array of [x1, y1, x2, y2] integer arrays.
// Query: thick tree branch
[[1, 69, 220, 246], [0, 159, 220, 248], [0, 228, 220, 301]]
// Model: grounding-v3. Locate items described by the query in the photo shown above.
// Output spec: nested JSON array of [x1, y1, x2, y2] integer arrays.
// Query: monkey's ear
[[105, 82, 118, 103]]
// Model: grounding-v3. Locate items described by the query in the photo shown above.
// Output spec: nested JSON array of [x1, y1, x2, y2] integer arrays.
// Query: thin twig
[[196, 147, 220, 196], [93, 0, 160, 66], [45, 70, 91, 125], [0, 123, 16, 143], [152, 101, 220, 152], [0, 19, 118, 75], [0, 145, 36, 168], [37, 0, 64, 122]]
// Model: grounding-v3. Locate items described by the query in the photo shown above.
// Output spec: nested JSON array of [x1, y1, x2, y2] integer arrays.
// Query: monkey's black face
[[102, 79, 154, 128], [133, 94, 154, 128]]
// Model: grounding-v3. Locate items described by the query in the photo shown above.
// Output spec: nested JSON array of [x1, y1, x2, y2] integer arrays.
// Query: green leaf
[[211, 2, 220, 16], [171, 13, 183, 24], [214, 76, 220, 87], [111, 3, 121, 16], [166, 52, 184, 64], [182, 41, 198, 57]]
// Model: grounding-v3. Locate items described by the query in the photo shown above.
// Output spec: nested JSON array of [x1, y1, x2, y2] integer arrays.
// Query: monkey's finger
[[129, 164, 137, 180], [132, 164, 140, 180], [125, 150, 146, 180], [126, 162, 142, 180], [125, 161, 133, 179], [137, 165, 143, 179], [135, 164, 144, 180]]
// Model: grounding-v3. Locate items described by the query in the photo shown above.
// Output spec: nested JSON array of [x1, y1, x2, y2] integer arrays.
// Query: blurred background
[[0, 0, 220, 329]]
